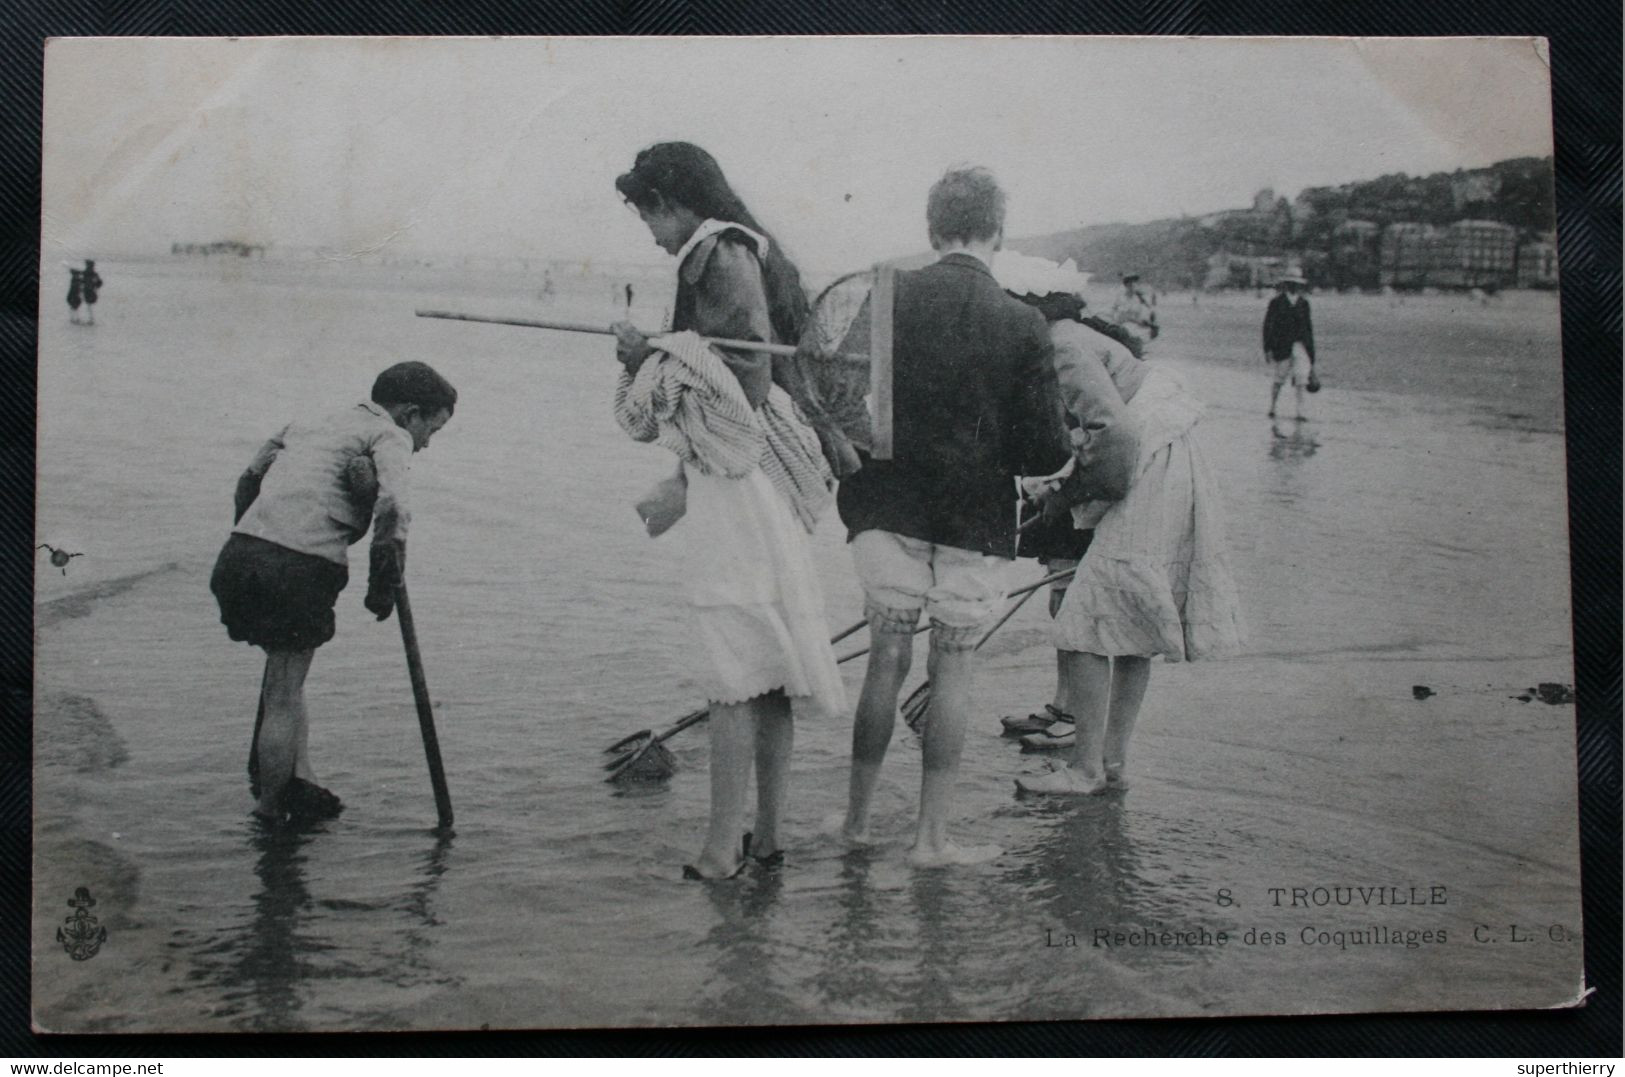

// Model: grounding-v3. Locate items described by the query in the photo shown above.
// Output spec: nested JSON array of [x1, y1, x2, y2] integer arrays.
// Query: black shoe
[[284, 778, 344, 823], [683, 833, 752, 880]]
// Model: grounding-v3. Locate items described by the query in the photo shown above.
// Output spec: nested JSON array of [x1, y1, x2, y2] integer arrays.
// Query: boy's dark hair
[[372, 361, 457, 416], [927, 166, 1006, 246]]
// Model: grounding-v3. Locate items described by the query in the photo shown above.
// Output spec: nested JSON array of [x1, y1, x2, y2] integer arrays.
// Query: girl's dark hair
[[616, 142, 808, 344], [372, 361, 458, 416]]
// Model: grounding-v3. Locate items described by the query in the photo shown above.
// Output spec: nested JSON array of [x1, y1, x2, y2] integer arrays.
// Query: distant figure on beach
[[80, 260, 102, 325], [66, 269, 84, 323], [540, 270, 556, 302], [1263, 272, 1315, 420], [210, 362, 457, 827], [1013, 260, 1245, 796], [835, 167, 1055, 865], [611, 141, 842, 879], [625, 282, 634, 311], [1109, 272, 1157, 350]]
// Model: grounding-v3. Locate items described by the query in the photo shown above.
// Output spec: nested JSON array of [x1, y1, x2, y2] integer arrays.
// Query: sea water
[[32, 259, 1578, 1030]]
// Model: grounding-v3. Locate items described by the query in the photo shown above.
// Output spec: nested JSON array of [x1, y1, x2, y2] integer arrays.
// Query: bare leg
[[1104, 655, 1152, 784], [1015, 650, 1109, 795], [1294, 381, 1308, 420], [294, 710, 316, 782], [751, 691, 794, 859], [843, 629, 913, 843], [909, 642, 999, 866], [690, 699, 754, 878], [1048, 586, 1069, 714], [1268, 378, 1283, 417], [253, 648, 315, 818]]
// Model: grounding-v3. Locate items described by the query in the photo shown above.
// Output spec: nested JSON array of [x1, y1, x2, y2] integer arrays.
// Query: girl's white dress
[[677, 467, 846, 716], [615, 329, 845, 718], [1052, 366, 1245, 661]]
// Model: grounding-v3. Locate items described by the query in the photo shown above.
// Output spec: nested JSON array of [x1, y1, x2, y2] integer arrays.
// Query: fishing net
[[609, 738, 678, 783], [777, 269, 882, 479]]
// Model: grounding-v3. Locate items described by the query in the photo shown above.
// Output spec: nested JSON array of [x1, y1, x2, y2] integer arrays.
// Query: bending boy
[[210, 362, 456, 825]]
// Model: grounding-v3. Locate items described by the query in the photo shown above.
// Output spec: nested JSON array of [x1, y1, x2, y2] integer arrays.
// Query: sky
[[41, 36, 1555, 273]]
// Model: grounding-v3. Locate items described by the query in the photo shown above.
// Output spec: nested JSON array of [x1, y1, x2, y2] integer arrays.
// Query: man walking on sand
[[1264, 272, 1315, 420], [835, 167, 1055, 867]]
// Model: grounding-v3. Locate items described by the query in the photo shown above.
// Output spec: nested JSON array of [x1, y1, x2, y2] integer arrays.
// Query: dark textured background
[[2, 2, 1618, 1058]]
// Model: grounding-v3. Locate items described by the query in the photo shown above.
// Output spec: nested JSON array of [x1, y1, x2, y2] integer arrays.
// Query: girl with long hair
[[611, 142, 843, 878]]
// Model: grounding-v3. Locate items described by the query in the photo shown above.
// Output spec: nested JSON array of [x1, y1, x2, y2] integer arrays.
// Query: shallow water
[[33, 260, 1580, 1030]]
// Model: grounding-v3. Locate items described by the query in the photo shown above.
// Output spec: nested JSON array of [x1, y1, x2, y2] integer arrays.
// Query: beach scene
[[32, 37, 1581, 1031]]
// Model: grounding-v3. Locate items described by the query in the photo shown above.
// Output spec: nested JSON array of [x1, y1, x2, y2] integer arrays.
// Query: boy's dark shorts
[[211, 533, 349, 652]]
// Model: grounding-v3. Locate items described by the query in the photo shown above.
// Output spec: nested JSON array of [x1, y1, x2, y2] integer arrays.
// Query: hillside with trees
[[1010, 156, 1555, 291]]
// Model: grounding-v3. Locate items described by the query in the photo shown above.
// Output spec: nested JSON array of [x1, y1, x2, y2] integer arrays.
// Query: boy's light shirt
[[233, 401, 413, 565]]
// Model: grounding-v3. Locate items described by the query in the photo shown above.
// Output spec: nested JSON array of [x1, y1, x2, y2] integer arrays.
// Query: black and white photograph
[[31, 35, 1584, 1032]]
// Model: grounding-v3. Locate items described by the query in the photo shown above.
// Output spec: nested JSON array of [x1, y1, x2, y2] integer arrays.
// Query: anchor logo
[[56, 887, 107, 960]]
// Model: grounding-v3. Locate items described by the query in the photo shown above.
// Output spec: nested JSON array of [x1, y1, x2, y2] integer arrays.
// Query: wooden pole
[[391, 555, 454, 830], [869, 265, 895, 460], [414, 309, 866, 365]]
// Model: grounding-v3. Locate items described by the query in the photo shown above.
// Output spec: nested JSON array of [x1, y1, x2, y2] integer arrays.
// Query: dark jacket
[[1262, 293, 1314, 362], [837, 253, 1056, 558]]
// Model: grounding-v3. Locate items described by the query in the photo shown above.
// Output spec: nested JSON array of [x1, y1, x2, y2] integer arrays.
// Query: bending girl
[[1001, 258, 1244, 796]]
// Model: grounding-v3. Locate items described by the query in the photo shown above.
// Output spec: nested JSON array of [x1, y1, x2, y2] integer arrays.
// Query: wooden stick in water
[[391, 551, 454, 830]]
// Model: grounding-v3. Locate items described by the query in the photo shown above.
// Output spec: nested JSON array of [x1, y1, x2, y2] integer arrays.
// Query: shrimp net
[[778, 269, 880, 479]]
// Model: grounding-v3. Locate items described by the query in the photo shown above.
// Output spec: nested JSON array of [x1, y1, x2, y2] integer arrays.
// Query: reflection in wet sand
[[692, 867, 799, 1025], [167, 824, 460, 1031]]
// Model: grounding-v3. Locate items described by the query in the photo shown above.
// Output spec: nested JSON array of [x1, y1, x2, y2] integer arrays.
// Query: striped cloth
[[614, 330, 833, 533]]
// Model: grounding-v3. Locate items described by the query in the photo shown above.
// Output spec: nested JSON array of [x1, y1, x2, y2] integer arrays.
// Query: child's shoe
[[285, 778, 345, 823], [1020, 728, 1076, 752], [1001, 704, 1074, 737]]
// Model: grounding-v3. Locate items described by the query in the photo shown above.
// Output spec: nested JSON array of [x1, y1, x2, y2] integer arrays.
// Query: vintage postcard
[[33, 36, 1582, 1031]]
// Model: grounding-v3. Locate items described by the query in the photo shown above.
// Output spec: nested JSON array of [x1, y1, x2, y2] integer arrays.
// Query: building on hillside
[[1203, 250, 1289, 290], [1379, 222, 1434, 287], [1430, 220, 1519, 288], [1379, 219, 1519, 289], [1327, 220, 1381, 290], [1517, 233, 1559, 289]]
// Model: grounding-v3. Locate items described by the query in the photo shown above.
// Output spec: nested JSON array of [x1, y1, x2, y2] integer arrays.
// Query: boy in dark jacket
[[836, 167, 1054, 866], [1263, 273, 1315, 420]]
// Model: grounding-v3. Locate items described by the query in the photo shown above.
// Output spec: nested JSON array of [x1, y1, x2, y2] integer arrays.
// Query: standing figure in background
[[611, 141, 842, 879], [835, 166, 1055, 867], [625, 282, 635, 312], [66, 269, 84, 324], [80, 260, 102, 325], [1109, 272, 1157, 351], [1263, 272, 1315, 421]]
